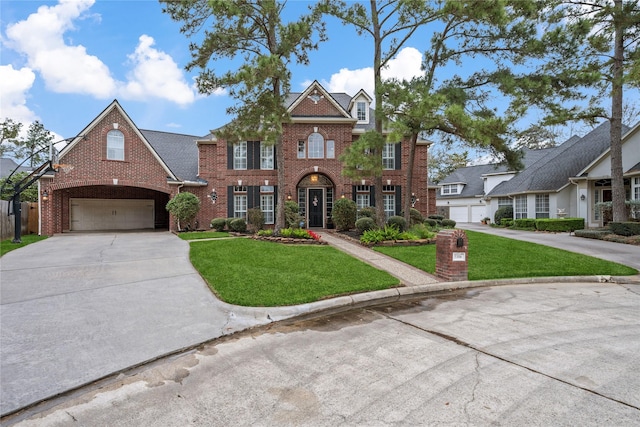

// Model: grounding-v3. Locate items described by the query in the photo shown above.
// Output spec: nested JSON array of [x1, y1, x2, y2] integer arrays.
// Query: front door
[[308, 189, 323, 227]]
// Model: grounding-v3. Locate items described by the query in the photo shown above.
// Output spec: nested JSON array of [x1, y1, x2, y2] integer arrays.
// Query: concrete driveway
[[0, 232, 303, 416], [8, 282, 640, 426]]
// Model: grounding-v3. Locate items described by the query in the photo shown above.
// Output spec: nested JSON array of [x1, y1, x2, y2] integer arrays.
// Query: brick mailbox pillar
[[436, 229, 468, 281]]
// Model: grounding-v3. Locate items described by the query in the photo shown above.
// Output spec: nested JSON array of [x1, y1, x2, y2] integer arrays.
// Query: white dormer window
[[356, 101, 367, 122], [441, 184, 461, 195]]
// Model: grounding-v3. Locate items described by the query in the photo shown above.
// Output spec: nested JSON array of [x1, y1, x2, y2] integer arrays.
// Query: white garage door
[[70, 198, 154, 231], [471, 205, 486, 223], [448, 206, 469, 223]]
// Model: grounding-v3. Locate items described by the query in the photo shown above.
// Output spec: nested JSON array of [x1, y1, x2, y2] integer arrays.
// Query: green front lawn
[[374, 230, 637, 280], [0, 234, 48, 257], [176, 231, 231, 240], [189, 238, 399, 306]]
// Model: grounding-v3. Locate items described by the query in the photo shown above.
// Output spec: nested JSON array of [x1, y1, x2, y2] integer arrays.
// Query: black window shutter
[[273, 145, 277, 170], [395, 185, 402, 215], [227, 145, 233, 169], [254, 142, 261, 170], [352, 186, 357, 202], [227, 186, 234, 216], [395, 142, 402, 170], [370, 186, 376, 207]]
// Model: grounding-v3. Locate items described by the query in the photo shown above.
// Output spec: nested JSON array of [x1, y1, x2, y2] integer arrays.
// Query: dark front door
[[308, 189, 323, 227]]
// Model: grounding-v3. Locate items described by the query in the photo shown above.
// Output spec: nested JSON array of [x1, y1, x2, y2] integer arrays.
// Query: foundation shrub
[[355, 217, 376, 233], [501, 218, 514, 227], [387, 215, 407, 232], [285, 201, 304, 228], [574, 229, 611, 240], [358, 207, 376, 219], [608, 222, 640, 236], [494, 206, 513, 224], [210, 218, 227, 231], [247, 207, 265, 231], [424, 218, 437, 227], [441, 219, 456, 228], [535, 218, 584, 232], [332, 198, 357, 231], [514, 218, 536, 229], [229, 218, 247, 233]]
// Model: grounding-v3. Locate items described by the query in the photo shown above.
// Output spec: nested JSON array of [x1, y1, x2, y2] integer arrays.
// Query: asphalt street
[[9, 282, 640, 426]]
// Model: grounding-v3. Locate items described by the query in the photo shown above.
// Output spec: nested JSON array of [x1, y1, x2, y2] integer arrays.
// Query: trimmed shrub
[[513, 218, 536, 229], [355, 217, 376, 233], [166, 192, 201, 230], [226, 217, 235, 230], [575, 229, 611, 240], [358, 206, 376, 219], [441, 219, 456, 228], [247, 207, 265, 231], [500, 218, 514, 227], [401, 208, 424, 225], [408, 223, 436, 239], [387, 215, 407, 232], [210, 217, 227, 231], [609, 222, 640, 236], [428, 214, 444, 221], [229, 218, 247, 232], [285, 201, 303, 228], [332, 198, 357, 231], [536, 218, 585, 232], [360, 225, 402, 245], [257, 229, 273, 237], [424, 218, 437, 227], [494, 206, 513, 224]]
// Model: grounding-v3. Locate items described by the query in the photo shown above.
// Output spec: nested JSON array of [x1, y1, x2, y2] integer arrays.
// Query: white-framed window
[[594, 189, 601, 220], [498, 197, 511, 207], [535, 194, 549, 218], [107, 130, 124, 161], [441, 184, 459, 195], [515, 195, 527, 219], [357, 101, 367, 122], [633, 177, 640, 200], [297, 140, 305, 159], [355, 185, 370, 210], [383, 194, 395, 220], [261, 194, 274, 224], [260, 143, 274, 170], [308, 132, 324, 158], [234, 194, 247, 219], [382, 143, 395, 169], [233, 141, 247, 170], [326, 140, 335, 159]]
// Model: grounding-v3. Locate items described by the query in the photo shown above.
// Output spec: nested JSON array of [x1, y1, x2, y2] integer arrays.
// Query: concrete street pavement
[[9, 282, 640, 426], [458, 222, 640, 270]]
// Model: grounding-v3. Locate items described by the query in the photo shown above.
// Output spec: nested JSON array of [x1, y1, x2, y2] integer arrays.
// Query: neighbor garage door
[[448, 206, 469, 223], [70, 198, 154, 231]]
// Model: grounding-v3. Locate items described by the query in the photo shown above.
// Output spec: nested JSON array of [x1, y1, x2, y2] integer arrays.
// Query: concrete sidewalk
[[317, 231, 440, 286]]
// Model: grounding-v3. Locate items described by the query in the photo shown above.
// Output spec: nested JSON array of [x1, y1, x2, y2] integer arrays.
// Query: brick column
[[436, 229, 468, 281]]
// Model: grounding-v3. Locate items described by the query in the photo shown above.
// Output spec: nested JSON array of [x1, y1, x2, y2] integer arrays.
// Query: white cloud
[[122, 35, 196, 106], [0, 65, 37, 123], [4, 0, 201, 105], [322, 47, 423, 99]]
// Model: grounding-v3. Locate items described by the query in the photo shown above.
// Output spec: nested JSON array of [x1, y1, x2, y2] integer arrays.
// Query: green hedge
[[535, 218, 585, 232], [608, 222, 640, 236], [500, 218, 514, 227], [574, 229, 612, 240], [514, 218, 536, 229]]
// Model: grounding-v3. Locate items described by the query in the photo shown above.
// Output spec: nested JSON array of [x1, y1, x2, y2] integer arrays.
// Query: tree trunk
[[275, 134, 286, 231], [610, 0, 627, 222], [371, 0, 385, 227], [403, 134, 418, 225]]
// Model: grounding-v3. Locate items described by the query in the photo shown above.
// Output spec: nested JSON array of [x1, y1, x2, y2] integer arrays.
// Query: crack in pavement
[[375, 310, 640, 412]]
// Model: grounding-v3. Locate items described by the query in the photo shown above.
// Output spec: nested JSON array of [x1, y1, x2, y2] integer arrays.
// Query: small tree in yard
[[332, 198, 357, 231], [166, 192, 200, 231]]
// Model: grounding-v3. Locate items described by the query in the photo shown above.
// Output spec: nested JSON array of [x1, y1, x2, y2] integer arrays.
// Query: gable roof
[[141, 130, 203, 183], [286, 80, 353, 118], [59, 100, 178, 181], [489, 121, 626, 197]]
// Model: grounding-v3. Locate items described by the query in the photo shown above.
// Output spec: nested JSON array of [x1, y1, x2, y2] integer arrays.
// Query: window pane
[[308, 133, 324, 158], [535, 194, 549, 218], [383, 194, 395, 220], [326, 140, 335, 159], [297, 140, 305, 159], [234, 195, 247, 219], [515, 195, 527, 219], [357, 102, 367, 121], [260, 143, 273, 170], [261, 195, 274, 224], [356, 194, 370, 210], [234, 142, 247, 169], [107, 130, 124, 161], [382, 143, 394, 169]]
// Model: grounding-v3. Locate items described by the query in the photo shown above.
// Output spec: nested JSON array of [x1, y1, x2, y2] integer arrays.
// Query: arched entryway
[[296, 173, 335, 228]]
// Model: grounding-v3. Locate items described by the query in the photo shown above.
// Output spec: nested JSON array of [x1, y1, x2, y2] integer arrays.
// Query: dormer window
[[356, 101, 367, 122], [441, 184, 461, 195]]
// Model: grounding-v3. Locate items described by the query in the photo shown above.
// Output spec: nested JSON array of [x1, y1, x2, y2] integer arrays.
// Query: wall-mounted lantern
[[42, 189, 49, 201]]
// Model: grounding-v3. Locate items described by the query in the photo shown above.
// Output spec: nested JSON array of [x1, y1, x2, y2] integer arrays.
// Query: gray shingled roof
[[140, 130, 203, 182], [489, 121, 626, 196], [286, 91, 376, 131]]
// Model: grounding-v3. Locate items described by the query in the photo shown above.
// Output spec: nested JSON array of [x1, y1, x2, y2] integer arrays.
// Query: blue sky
[[1, 0, 638, 162]]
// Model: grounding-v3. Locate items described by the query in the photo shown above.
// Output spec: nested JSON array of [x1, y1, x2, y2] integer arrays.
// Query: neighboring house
[[436, 147, 554, 223], [38, 81, 436, 235], [437, 120, 640, 226], [0, 158, 32, 179]]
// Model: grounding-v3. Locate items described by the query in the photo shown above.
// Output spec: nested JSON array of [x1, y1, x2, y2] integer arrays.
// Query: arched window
[[107, 130, 124, 161], [308, 132, 324, 159]]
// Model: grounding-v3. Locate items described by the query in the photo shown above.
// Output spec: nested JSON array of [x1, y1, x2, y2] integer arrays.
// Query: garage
[[70, 198, 155, 231], [448, 206, 470, 223]]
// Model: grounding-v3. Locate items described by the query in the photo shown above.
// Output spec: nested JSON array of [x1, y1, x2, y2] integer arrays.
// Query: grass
[[176, 231, 230, 240], [189, 238, 399, 306], [1, 234, 48, 257], [374, 230, 637, 280]]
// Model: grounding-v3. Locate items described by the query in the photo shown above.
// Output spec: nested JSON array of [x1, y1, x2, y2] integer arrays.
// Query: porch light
[[310, 174, 318, 183], [341, 193, 346, 199], [42, 190, 49, 201], [287, 194, 292, 200]]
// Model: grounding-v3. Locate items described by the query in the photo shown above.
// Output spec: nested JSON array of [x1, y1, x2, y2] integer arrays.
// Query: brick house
[[39, 81, 435, 235]]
